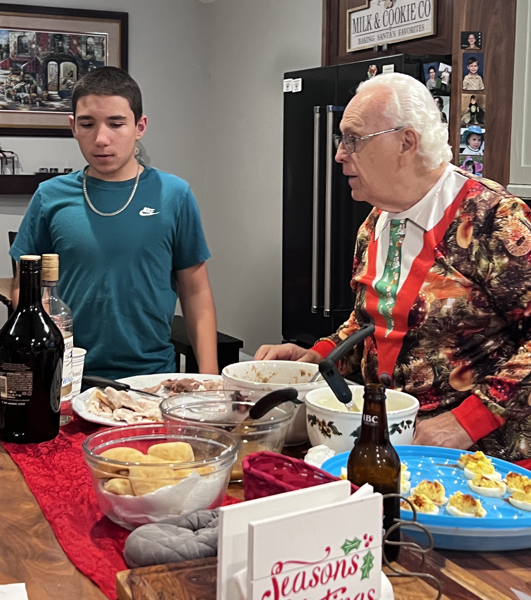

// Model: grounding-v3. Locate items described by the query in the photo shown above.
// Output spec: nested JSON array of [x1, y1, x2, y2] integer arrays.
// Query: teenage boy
[[10, 67, 218, 380], [463, 57, 484, 91]]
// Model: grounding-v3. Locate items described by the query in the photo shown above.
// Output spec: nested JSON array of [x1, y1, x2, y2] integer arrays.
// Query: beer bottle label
[[363, 413, 379, 426], [0, 363, 33, 405]]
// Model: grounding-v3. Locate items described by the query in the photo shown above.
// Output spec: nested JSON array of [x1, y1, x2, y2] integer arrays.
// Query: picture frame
[[0, 3, 128, 137]]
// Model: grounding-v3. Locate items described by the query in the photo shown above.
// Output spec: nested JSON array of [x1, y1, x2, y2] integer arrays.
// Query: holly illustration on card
[[341, 538, 361, 555], [361, 550, 375, 580]]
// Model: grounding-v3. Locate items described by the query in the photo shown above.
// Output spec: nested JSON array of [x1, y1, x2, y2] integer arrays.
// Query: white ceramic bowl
[[221, 361, 329, 445], [305, 385, 419, 453]]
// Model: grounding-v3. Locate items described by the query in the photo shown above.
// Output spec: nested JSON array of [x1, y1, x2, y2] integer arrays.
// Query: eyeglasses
[[333, 127, 404, 154]]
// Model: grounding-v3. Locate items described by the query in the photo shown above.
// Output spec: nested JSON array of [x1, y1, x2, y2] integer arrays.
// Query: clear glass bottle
[[0, 255, 64, 442], [347, 383, 401, 562], [41, 254, 74, 425]]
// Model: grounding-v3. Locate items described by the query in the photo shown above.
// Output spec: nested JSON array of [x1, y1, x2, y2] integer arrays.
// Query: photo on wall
[[461, 31, 483, 50], [463, 53, 485, 91], [459, 155, 484, 178], [433, 95, 450, 125], [437, 63, 452, 93], [460, 125, 485, 156], [461, 93, 486, 126]]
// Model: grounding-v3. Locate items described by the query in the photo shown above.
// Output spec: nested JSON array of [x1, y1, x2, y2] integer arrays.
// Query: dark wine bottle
[[347, 383, 401, 562], [0, 255, 64, 443]]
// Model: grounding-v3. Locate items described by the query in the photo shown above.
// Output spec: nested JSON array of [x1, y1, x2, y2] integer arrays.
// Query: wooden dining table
[[1, 442, 531, 600]]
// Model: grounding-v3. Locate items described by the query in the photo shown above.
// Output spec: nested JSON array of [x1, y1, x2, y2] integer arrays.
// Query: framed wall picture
[[347, 0, 437, 53], [0, 3, 128, 137]]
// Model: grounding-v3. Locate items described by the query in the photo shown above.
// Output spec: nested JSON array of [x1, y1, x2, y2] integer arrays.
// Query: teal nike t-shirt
[[10, 167, 211, 380]]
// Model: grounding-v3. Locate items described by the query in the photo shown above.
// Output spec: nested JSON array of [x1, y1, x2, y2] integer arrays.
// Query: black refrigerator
[[282, 54, 422, 348]]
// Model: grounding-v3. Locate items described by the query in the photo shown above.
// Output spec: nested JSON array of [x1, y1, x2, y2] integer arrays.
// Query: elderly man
[[256, 73, 531, 463]]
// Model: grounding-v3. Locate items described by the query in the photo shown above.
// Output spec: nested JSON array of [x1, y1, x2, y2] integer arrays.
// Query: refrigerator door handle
[[324, 106, 333, 317], [324, 105, 345, 317], [324, 106, 335, 317], [311, 106, 321, 314]]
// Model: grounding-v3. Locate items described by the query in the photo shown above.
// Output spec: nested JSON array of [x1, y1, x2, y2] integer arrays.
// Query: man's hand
[[254, 343, 323, 364], [413, 411, 474, 450]]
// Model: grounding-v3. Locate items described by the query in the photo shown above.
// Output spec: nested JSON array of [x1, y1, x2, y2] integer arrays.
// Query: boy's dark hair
[[72, 66, 143, 123], [428, 66, 436, 72], [467, 56, 478, 67]]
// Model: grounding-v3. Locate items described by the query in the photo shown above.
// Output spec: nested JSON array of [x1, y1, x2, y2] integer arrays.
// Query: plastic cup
[[71, 347, 87, 397]]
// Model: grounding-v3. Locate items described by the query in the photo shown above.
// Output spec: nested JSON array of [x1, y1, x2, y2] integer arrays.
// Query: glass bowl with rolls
[[82, 422, 240, 529]]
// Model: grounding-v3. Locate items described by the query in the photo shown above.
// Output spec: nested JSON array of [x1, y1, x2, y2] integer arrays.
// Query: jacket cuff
[[311, 339, 337, 359], [452, 395, 503, 443]]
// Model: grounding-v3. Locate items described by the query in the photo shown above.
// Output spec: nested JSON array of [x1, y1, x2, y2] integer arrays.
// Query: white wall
[[0, 0, 323, 354], [203, 0, 322, 353]]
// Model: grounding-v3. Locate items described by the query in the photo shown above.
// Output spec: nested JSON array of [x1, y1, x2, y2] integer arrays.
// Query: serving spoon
[[230, 387, 300, 434], [316, 323, 375, 404]]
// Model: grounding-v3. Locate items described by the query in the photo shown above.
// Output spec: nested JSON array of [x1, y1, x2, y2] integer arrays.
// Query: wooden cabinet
[[323, 0, 453, 65], [322, 0, 517, 188], [508, 0, 531, 199]]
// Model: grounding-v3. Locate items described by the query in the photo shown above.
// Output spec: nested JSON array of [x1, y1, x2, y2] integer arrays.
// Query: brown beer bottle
[[347, 383, 401, 561]]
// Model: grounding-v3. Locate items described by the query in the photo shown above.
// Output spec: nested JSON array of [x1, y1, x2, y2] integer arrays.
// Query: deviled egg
[[411, 479, 447, 506], [467, 474, 506, 498], [401, 463, 411, 480], [400, 493, 439, 515], [505, 471, 531, 493], [463, 459, 502, 481], [446, 491, 487, 518], [457, 450, 489, 470], [401, 472, 411, 495], [509, 488, 531, 512]]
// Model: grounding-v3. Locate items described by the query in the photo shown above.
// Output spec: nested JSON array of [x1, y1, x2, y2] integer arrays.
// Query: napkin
[[512, 590, 531, 600], [102, 470, 227, 528], [304, 444, 336, 468], [0, 584, 29, 600]]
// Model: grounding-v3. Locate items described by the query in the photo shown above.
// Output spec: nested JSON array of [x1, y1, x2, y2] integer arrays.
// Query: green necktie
[[375, 218, 407, 336]]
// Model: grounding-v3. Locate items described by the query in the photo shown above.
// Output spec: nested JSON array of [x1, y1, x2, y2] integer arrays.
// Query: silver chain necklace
[[83, 163, 141, 217]]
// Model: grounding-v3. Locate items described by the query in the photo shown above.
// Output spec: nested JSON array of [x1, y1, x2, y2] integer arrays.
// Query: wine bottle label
[[61, 333, 74, 399], [0, 363, 33, 405], [363, 414, 379, 426]]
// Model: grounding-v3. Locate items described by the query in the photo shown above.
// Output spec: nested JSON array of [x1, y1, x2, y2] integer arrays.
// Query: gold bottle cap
[[20, 255, 41, 261], [41, 253, 59, 281]]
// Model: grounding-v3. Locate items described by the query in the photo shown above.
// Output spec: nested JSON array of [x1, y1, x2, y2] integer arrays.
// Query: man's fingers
[[297, 350, 323, 365]]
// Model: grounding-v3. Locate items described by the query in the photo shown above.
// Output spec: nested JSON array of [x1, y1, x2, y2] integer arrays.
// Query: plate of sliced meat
[[72, 373, 223, 426]]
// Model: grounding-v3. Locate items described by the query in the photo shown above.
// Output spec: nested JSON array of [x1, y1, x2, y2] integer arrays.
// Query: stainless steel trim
[[311, 106, 321, 313], [324, 106, 334, 317]]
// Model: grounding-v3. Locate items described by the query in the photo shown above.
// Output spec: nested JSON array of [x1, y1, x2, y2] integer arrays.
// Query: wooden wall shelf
[[0, 174, 61, 196]]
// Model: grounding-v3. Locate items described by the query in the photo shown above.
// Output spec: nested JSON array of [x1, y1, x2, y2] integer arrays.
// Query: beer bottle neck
[[359, 394, 390, 444]]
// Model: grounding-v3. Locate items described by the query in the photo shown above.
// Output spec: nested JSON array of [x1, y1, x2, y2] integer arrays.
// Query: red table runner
[[2, 419, 240, 600]]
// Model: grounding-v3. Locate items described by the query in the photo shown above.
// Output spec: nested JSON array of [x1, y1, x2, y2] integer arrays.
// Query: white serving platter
[[72, 373, 222, 427]]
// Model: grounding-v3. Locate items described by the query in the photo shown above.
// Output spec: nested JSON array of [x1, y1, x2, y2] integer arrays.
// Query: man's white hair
[[357, 73, 453, 169]]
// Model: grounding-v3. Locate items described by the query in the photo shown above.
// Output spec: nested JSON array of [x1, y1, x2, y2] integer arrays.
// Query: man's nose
[[335, 144, 348, 164], [94, 125, 111, 145]]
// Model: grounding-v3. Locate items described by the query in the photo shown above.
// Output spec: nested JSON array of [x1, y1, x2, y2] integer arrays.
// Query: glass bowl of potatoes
[[82, 422, 240, 529], [160, 391, 295, 482]]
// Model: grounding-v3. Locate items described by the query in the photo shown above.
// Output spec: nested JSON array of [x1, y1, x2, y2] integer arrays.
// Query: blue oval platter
[[321, 446, 531, 551]]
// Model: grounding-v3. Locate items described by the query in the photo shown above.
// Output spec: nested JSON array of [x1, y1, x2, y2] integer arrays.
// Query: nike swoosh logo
[[139, 207, 160, 216]]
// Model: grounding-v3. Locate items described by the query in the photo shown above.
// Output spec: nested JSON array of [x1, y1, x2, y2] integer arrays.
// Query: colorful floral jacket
[[313, 169, 531, 462]]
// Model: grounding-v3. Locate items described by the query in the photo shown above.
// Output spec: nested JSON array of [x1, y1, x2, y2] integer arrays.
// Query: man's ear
[[399, 128, 419, 164], [69, 114, 76, 137], [136, 115, 148, 140]]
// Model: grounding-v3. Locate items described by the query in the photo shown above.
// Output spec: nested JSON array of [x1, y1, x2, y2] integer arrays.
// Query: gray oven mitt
[[124, 509, 219, 568]]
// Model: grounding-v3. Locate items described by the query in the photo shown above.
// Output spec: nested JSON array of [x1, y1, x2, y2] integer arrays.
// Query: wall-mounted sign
[[347, 0, 437, 53]]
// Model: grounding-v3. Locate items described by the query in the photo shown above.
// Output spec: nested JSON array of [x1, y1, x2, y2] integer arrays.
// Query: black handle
[[318, 323, 375, 404], [82, 375, 130, 392], [248, 388, 299, 420]]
